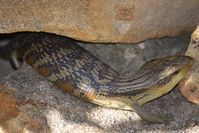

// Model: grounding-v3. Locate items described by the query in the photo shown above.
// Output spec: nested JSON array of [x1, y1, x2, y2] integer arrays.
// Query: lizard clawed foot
[[157, 113, 173, 123], [133, 103, 174, 124], [143, 113, 174, 124]]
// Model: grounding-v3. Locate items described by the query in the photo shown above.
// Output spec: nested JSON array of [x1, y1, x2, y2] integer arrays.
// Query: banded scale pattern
[[6, 32, 194, 99], [5, 32, 194, 123], [9, 33, 119, 99], [111, 56, 193, 96]]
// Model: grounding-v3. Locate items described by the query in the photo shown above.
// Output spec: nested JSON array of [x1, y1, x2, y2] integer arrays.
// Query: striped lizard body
[[3, 32, 194, 123]]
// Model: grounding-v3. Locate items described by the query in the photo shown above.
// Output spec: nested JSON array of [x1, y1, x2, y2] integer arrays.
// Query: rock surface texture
[[0, 0, 199, 43], [179, 25, 199, 104]]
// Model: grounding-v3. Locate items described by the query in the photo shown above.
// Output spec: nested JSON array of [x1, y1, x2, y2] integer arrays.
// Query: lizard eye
[[172, 69, 180, 75]]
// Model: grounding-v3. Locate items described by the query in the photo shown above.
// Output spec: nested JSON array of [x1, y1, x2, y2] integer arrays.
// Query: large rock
[[0, 0, 198, 43], [179, 25, 199, 104]]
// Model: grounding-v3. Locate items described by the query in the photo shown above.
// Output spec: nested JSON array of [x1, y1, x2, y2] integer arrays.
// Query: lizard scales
[[5, 32, 194, 123]]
